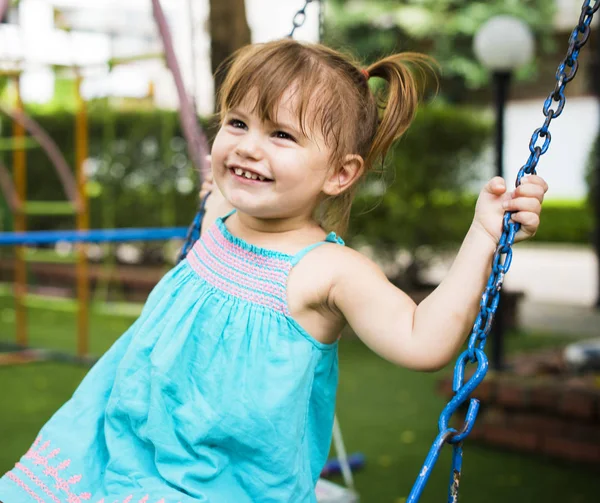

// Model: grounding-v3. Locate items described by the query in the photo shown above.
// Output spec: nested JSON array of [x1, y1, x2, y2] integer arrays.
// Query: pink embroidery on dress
[[210, 225, 290, 269], [98, 496, 163, 503], [188, 252, 288, 313], [186, 224, 305, 314], [7, 434, 90, 503], [11, 438, 180, 503], [194, 240, 288, 297], [6, 471, 46, 503], [202, 230, 289, 282], [191, 249, 288, 304], [15, 462, 61, 503]]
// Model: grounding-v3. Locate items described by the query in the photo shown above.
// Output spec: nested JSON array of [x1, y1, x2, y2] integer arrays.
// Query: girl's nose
[[235, 133, 263, 160]]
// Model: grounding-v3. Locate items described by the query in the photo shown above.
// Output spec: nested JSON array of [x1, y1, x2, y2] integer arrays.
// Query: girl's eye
[[274, 131, 296, 142], [228, 119, 247, 129]]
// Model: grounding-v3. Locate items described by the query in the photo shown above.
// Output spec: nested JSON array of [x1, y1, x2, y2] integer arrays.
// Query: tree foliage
[[324, 0, 557, 99], [347, 101, 492, 288], [0, 107, 201, 234]]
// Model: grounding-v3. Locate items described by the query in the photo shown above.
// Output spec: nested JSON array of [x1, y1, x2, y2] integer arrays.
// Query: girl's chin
[[226, 201, 287, 220], [224, 197, 269, 216]]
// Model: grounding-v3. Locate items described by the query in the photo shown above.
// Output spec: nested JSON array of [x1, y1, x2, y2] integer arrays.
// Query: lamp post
[[474, 16, 535, 370], [592, 25, 600, 310]]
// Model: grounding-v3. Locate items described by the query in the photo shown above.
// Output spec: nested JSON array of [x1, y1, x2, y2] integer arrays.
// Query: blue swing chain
[[408, 2, 600, 502], [289, 0, 315, 38], [177, 192, 210, 263]]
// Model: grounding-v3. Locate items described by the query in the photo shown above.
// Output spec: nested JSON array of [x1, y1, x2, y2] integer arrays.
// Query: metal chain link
[[318, 0, 325, 42], [408, 1, 600, 502], [289, 0, 315, 38]]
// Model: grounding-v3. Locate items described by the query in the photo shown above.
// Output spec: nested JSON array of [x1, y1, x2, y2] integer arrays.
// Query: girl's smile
[[228, 165, 273, 183]]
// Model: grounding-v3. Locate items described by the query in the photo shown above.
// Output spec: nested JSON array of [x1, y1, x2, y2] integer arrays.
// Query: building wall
[[505, 97, 598, 200]]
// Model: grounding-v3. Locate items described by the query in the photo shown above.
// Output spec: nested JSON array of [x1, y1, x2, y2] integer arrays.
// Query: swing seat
[[315, 479, 359, 503]]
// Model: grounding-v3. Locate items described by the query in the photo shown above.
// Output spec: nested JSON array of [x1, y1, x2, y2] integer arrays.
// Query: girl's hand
[[199, 155, 214, 201], [198, 154, 234, 235], [198, 154, 231, 220], [472, 175, 548, 245]]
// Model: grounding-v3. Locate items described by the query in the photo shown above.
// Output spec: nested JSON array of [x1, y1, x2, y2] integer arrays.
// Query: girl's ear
[[322, 154, 364, 196]]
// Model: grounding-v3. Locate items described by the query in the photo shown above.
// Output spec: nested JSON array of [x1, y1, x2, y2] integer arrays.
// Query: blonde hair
[[216, 39, 434, 235]]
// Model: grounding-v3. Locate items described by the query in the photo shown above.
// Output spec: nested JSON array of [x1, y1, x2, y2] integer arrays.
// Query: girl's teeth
[[232, 167, 267, 181]]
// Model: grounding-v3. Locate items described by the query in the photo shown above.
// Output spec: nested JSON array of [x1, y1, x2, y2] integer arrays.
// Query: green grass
[[0, 295, 597, 502]]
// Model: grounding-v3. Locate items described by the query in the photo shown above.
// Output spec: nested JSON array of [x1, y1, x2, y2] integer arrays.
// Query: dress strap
[[221, 208, 237, 221], [290, 232, 345, 266]]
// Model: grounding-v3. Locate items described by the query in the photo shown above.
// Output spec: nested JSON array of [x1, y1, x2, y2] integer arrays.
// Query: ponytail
[[363, 54, 437, 169]]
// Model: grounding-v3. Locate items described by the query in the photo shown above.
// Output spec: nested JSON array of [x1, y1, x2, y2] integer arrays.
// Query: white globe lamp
[[474, 15, 535, 72]]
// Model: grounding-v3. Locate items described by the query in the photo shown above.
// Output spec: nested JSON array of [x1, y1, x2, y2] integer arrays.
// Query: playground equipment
[[0, 3, 184, 363], [0, 70, 89, 357]]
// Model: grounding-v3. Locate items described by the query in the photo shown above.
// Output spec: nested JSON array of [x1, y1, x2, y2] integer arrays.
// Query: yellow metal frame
[[75, 73, 89, 358], [12, 75, 27, 348], [9, 73, 90, 359], [4, 49, 163, 362]]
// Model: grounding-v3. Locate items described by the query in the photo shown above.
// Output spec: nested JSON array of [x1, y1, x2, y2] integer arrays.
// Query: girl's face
[[211, 88, 335, 223]]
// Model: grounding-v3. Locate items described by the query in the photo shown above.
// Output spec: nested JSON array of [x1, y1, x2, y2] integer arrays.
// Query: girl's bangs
[[218, 44, 341, 149]]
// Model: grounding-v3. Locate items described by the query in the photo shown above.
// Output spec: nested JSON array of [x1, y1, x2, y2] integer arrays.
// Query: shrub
[[0, 106, 214, 233], [348, 101, 493, 287]]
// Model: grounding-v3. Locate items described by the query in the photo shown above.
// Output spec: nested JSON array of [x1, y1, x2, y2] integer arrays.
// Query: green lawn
[[0, 295, 597, 503]]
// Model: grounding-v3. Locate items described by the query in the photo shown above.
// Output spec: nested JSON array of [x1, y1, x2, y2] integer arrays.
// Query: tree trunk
[[209, 0, 251, 108]]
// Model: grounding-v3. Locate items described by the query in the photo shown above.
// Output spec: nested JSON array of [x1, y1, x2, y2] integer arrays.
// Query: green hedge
[[535, 201, 593, 244], [407, 198, 594, 246], [0, 106, 216, 232]]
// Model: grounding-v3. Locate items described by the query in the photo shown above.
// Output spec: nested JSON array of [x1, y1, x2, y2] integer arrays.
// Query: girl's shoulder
[[289, 240, 375, 287], [298, 243, 389, 303], [286, 243, 384, 337], [200, 189, 235, 237]]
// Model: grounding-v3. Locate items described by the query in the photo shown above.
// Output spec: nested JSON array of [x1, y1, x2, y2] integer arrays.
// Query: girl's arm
[[331, 175, 547, 371]]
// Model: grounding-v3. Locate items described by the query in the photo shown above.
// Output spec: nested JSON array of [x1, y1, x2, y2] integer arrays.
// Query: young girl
[[0, 39, 546, 503]]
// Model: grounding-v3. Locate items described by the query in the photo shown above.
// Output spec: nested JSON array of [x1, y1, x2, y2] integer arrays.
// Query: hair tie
[[361, 68, 369, 80]]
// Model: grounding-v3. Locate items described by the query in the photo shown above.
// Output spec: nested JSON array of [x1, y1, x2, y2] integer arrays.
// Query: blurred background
[[0, 0, 598, 502]]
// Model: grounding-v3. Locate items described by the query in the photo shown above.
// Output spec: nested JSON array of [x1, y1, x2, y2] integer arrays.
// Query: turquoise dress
[[0, 211, 342, 503]]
